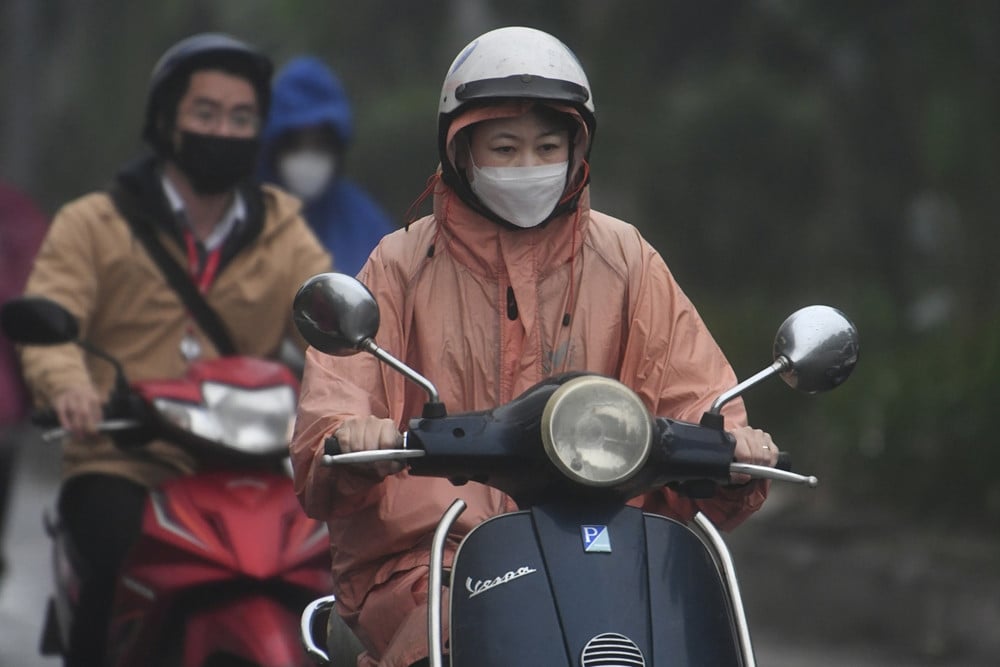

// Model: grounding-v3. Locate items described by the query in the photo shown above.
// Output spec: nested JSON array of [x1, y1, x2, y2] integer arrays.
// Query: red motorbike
[[1, 296, 331, 667]]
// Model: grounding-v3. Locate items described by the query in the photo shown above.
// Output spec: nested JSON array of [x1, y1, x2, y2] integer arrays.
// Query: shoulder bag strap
[[110, 189, 238, 356]]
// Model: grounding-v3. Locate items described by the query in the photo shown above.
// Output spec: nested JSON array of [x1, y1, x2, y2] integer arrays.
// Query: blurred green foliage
[[2, 0, 998, 525]]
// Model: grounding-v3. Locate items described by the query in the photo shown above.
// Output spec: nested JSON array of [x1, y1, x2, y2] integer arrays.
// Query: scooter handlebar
[[37, 418, 144, 444], [322, 432, 425, 465], [322, 447, 425, 466], [320, 435, 812, 486], [31, 409, 59, 429]]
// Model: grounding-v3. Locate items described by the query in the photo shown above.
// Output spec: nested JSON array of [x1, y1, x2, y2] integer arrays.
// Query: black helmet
[[142, 32, 273, 153]]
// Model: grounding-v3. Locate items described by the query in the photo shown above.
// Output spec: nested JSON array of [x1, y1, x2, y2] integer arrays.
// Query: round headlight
[[541, 376, 652, 487]]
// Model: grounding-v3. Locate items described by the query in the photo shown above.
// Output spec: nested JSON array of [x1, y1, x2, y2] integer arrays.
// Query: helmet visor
[[455, 75, 590, 107]]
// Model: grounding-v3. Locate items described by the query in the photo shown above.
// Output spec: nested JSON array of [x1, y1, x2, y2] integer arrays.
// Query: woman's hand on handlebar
[[333, 416, 405, 478], [730, 425, 778, 484], [52, 384, 102, 439]]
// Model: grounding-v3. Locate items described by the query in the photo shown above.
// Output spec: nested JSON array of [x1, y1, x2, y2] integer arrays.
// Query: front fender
[[181, 594, 304, 666]]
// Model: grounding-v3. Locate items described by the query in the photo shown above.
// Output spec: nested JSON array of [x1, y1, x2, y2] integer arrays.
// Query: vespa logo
[[581, 525, 612, 553], [466, 566, 537, 599]]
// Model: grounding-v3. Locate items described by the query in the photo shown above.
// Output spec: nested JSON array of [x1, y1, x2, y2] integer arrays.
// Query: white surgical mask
[[278, 150, 336, 201], [470, 160, 568, 228]]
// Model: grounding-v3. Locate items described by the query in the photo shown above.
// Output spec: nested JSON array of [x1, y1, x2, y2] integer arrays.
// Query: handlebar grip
[[776, 451, 792, 471], [31, 409, 59, 428], [324, 435, 342, 456]]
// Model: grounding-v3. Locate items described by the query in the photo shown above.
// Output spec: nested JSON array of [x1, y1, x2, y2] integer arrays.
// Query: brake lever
[[728, 462, 818, 487]]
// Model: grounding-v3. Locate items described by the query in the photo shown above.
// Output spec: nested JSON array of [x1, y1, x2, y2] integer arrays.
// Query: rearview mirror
[[773, 305, 859, 394], [293, 273, 380, 356], [292, 272, 444, 413], [708, 304, 859, 416], [0, 296, 80, 345]]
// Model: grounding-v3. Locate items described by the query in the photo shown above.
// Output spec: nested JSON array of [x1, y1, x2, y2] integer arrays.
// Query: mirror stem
[[78, 340, 130, 397], [360, 338, 442, 405], [708, 357, 790, 415]]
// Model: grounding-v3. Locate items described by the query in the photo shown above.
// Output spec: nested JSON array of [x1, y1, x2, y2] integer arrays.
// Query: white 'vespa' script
[[466, 566, 538, 598]]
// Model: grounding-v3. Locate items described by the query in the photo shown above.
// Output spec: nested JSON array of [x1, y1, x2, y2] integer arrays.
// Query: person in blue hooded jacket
[[260, 56, 396, 277]]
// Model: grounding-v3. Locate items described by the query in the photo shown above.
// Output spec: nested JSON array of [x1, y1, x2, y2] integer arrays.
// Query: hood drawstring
[[563, 206, 582, 327], [559, 158, 590, 208], [404, 172, 441, 231], [425, 177, 452, 260], [560, 160, 588, 327]]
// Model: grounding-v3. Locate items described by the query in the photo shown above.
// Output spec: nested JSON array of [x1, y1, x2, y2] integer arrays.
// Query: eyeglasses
[[182, 102, 260, 134]]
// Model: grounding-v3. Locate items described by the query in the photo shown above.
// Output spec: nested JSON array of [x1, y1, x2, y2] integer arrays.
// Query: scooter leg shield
[[449, 504, 748, 666]]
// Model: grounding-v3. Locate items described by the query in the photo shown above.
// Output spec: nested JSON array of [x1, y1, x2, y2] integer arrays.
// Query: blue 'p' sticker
[[581, 525, 611, 553]]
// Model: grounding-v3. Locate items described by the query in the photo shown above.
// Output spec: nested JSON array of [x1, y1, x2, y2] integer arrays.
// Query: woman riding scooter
[[290, 26, 780, 667]]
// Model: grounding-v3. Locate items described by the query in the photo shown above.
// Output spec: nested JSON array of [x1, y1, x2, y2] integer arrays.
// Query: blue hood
[[261, 56, 353, 150], [258, 56, 396, 278]]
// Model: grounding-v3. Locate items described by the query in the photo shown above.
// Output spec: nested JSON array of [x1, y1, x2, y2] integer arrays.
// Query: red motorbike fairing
[[108, 471, 331, 666], [133, 357, 301, 404]]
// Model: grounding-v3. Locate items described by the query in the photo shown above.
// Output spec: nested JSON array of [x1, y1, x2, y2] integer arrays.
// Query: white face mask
[[470, 161, 569, 228], [278, 150, 336, 202]]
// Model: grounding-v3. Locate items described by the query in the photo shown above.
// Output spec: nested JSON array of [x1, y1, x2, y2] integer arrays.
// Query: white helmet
[[440, 26, 594, 118], [437, 27, 596, 227]]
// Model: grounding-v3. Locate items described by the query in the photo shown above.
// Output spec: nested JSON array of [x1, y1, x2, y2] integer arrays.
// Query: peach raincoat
[[291, 173, 768, 666]]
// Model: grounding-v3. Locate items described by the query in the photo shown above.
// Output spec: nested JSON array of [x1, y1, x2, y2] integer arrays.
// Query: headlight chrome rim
[[541, 375, 652, 487]]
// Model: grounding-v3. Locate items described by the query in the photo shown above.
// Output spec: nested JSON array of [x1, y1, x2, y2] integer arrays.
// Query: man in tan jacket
[[19, 33, 331, 666], [291, 27, 778, 667]]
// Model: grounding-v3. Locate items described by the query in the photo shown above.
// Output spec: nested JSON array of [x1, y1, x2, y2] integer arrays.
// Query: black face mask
[[171, 131, 260, 195]]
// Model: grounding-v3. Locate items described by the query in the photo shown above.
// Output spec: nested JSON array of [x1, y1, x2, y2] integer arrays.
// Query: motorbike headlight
[[154, 383, 297, 455], [541, 376, 652, 487]]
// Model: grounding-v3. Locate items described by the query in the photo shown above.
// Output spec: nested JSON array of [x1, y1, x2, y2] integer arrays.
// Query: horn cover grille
[[580, 632, 645, 667]]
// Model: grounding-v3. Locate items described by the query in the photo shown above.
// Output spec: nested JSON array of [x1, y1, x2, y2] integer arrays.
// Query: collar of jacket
[[108, 153, 266, 268], [430, 180, 591, 282]]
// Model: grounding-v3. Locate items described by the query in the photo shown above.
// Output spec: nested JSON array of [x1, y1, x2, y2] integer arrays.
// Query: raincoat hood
[[439, 101, 591, 230], [261, 56, 354, 151], [257, 56, 397, 277]]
